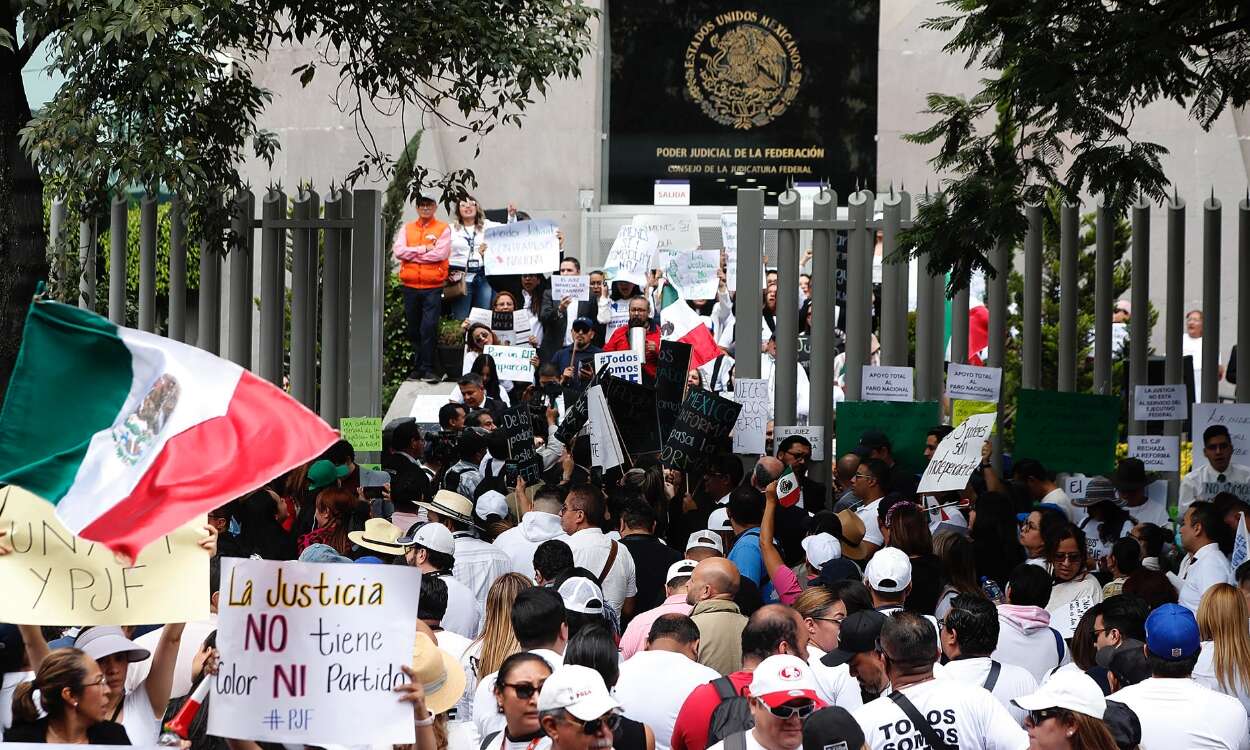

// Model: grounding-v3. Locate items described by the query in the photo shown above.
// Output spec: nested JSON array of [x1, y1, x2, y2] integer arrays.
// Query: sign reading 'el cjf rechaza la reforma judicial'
[[606, 1, 879, 205]]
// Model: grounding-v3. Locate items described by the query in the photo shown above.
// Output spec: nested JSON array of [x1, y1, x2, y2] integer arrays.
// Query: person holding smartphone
[[550, 317, 602, 391]]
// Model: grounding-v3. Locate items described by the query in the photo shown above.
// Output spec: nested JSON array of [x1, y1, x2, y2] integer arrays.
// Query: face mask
[[1175, 526, 1184, 549]]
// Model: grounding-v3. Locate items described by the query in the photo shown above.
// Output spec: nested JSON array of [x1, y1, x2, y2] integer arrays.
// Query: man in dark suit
[[777, 434, 827, 512], [539, 257, 608, 360]]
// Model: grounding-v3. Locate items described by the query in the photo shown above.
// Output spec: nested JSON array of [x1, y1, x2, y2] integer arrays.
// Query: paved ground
[[383, 375, 459, 426]]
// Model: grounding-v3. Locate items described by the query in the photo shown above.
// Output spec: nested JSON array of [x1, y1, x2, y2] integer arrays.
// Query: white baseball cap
[[475, 490, 509, 521], [748, 654, 826, 709], [399, 522, 455, 555], [1012, 670, 1107, 720], [558, 576, 605, 614], [800, 533, 841, 569], [864, 547, 912, 593], [666, 559, 698, 585], [686, 530, 724, 554], [707, 508, 732, 532], [538, 664, 621, 720]]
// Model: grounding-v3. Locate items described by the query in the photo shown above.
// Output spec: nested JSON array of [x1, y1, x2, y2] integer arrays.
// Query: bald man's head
[[752, 456, 784, 489], [742, 604, 809, 665], [685, 557, 741, 606]]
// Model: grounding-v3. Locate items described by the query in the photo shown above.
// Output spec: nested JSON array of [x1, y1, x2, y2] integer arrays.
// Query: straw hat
[[411, 632, 467, 715], [835, 509, 869, 561], [418, 490, 479, 527], [348, 518, 408, 555]]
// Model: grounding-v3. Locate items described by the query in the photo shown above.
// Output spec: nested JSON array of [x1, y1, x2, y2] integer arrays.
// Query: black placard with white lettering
[[600, 374, 662, 458], [655, 340, 692, 441], [661, 387, 742, 472], [500, 404, 543, 483], [555, 388, 590, 445], [491, 311, 513, 333]]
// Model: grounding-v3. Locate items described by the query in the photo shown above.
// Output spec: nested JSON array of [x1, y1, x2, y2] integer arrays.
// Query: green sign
[[339, 417, 383, 452], [1014, 389, 1119, 475], [952, 399, 998, 432], [835, 401, 940, 477]]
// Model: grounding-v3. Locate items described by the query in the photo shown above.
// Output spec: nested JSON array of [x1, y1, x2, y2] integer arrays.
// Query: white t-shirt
[[936, 657, 1037, 726], [435, 629, 474, 667], [1173, 542, 1236, 613], [616, 649, 720, 750], [1040, 487, 1085, 525], [1078, 517, 1133, 563], [433, 570, 483, 640], [563, 527, 638, 611], [853, 678, 1028, 750], [807, 644, 864, 712], [452, 533, 513, 611], [858, 499, 884, 547], [473, 648, 563, 743], [1045, 575, 1103, 638], [119, 686, 161, 744], [125, 618, 218, 700], [1111, 676, 1250, 750], [707, 728, 769, 750], [1194, 640, 1250, 719]]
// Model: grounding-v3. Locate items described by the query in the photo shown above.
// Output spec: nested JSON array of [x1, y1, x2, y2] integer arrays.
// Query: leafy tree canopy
[[898, 0, 1250, 293]]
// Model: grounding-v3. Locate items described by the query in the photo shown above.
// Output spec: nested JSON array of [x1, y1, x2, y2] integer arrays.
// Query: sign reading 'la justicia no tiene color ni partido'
[[606, 0, 880, 205]]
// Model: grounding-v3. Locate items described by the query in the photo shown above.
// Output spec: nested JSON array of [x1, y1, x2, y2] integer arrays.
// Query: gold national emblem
[[684, 10, 803, 130]]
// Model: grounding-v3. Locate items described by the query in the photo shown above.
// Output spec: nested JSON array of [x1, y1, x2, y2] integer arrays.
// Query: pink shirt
[[770, 565, 803, 605], [619, 594, 694, 659]]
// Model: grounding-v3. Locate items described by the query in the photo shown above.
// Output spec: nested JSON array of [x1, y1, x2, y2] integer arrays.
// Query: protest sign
[[210, 558, 418, 745], [656, 340, 692, 441], [595, 350, 643, 383], [1014, 389, 1119, 475], [554, 389, 590, 445], [661, 388, 742, 472], [587, 385, 626, 470], [339, 417, 382, 452], [551, 274, 591, 302], [732, 378, 770, 454], [1128, 434, 1180, 472], [0, 486, 208, 625], [483, 219, 561, 275], [1134, 384, 1188, 422], [945, 364, 1003, 402], [600, 374, 662, 457], [491, 310, 533, 346], [776, 426, 825, 461], [484, 344, 536, 382], [721, 213, 738, 292], [632, 213, 700, 255], [662, 250, 720, 300], [1192, 403, 1250, 470], [952, 399, 998, 430], [797, 335, 811, 371], [862, 365, 914, 402], [500, 404, 543, 483], [604, 224, 659, 286], [835, 401, 941, 477], [918, 413, 998, 493], [468, 307, 492, 328]]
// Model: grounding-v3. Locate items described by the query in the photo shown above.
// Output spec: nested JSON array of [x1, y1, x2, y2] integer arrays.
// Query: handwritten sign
[[661, 388, 741, 473], [604, 224, 659, 286], [484, 344, 535, 382], [339, 417, 382, 452], [776, 426, 825, 462], [945, 364, 1002, 402], [732, 378, 770, 454], [587, 385, 626, 470], [917, 413, 997, 493], [1134, 384, 1188, 422], [662, 250, 721, 300], [1192, 403, 1250, 470], [862, 366, 914, 402], [0, 486, 208, 625], [500, 404, 543, 483], [410, 392, 454, 422], [491, 309, 533, 346], [656, 340, 692, 441], [210, 558, 419, 745], [595, 350, 643, 383], [1057, 595, 1098, 639], [483, 219, 561, 275], [551, 274, 590, 302], [721, 214, 738, 292], [952, 399, 998, 430], [632, 213, 700, 254], [468, 307, 492, 328], [1128, 434, 1180, 472]]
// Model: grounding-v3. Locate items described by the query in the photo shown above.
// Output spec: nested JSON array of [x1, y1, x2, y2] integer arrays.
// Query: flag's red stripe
[[79, 371, 338, 560], [679, 325, 721, 369]]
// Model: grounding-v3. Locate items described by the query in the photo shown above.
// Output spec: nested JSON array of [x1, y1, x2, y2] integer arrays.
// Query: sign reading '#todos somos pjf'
[[209, 558, 419, 745]]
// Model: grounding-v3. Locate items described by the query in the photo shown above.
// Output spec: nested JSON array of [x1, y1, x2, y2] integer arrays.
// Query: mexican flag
[[0, 299, 338, 561], [659, 282, 720, 369], [776, 466, 802, 507]]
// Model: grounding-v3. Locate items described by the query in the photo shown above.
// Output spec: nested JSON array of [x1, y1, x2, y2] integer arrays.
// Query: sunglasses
[[563, 712, 621, 735], [758, 699, 817, 720], [1025, 708, 1067, 727], [504, 681, 545, 700], [1052, 552, 1084, 563]]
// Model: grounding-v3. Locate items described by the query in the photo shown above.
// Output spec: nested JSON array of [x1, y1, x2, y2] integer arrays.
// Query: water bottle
[[980, 575, 1004, 604]]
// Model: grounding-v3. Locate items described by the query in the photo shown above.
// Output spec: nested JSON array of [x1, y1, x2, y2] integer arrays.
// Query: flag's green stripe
[[0, 301, 133, 502], [660, 283, 679, 309]]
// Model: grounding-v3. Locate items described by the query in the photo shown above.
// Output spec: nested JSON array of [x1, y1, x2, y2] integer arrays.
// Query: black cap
[[801, 707, 864, 750], [1096, 640, 1151, 687], [820, 610, 886, 667], [854, 429, 890, 458], [1103, 700, 1142, 750]]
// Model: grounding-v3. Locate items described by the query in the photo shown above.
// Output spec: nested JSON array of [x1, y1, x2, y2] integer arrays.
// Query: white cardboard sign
[[862, 365, 915, 402], [917, 413, 997, 493], [210, 559, 419, 745], [604, 225, 659, 286], [775, 425, 825, 462], [595, 350, 643, 383], [945, 364, 1002, 402], [662, 250, 721, 300], [1134, 384, 1188, 422], [483, 219, 561, 275], [721, 213, 738, 293], [587, 385, 625, 470], [732, 378, 770, 454], [1192, 403, 1250, 470], [484, 344, 536, 382], [632, 213, 700, 255], [551, 274, 590, 302], [1127, 434, 1180, 472]]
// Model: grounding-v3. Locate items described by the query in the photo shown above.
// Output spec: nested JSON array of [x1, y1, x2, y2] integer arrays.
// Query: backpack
[[706, 677, 754, 747], [441, 465, 469, 493]]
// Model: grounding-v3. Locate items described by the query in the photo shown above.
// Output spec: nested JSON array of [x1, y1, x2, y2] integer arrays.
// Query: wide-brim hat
[[411, 632, 467, 715], [834, 509, 869, 561], [1072, 476, 1122, 508], [348, 517, 409, 555], [1109, 457, 1154, 491], [418, 490, 479, 527], [75, 626, 150, 663]]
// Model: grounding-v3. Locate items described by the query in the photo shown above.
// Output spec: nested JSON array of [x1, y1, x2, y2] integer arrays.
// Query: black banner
[[500, 405, 543, 483], [554, 387, 590, 445], [600, 375, 662, 457], [661, 387, 742, 472], [606, 1, 879, 205], [655, 340, 692, 441]]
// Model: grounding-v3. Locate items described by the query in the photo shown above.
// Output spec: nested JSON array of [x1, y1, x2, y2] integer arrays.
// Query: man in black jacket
[[539, 257, 608, 360], [777, 435, 827, 511]]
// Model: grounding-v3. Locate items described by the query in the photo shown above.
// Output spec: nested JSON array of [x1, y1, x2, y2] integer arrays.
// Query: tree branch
[[1183, 14, 1250, 46]]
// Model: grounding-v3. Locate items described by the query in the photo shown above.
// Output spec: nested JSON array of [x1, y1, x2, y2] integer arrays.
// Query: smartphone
[[363, 485, 386, 499]]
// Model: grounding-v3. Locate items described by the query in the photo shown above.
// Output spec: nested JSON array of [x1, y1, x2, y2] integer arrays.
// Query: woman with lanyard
[[485, 652, 554, 750], [1044, 524, 1104, 639], [448, 196, 500, 318]]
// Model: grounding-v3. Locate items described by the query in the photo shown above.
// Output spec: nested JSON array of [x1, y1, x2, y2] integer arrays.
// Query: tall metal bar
[[915, 250, 935, 401], [930, 264, 945, 396], [735, 189, 765, 380], [809, 188, 837, 507], [1058, 203, 1080, 391], [290, 190, 314, 407], [880, 189, 904, 366], [349, 190, 385, 418], [303, 189, 322, 390], [1202, 195, 1221, 403], [774, 190, 801, 428], [895, 193, 912, 362], [321, 192, 344, 423], [138, 194, 158, 332], [1165, 195, 1186, 507], [227, 191, 255, 367], [1093, 202, 1113, 394], [1239, 197, 1250, 404], [987, 238, 1008, 469], [1022, 204, 1043, 390], [79, 218, 97, 310], [109, 194, 127, 324], [951, 287, 969, 366], [1128, 199, 1151, 434], [168, 197, 186, 342], [197, 239, 221, 354], [336, 191, 353, 417], [844, 190, 873, 401], [258, 189, 287, 385]]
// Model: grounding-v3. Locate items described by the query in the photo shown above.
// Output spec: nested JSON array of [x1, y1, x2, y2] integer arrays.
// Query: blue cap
[[572, 316, 595, 331], [355, 556, 385, 565], [1145, 604, 1201, 660]]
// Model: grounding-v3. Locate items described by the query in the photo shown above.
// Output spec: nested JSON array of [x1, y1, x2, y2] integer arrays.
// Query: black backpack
[[706, 677, 754, 747]]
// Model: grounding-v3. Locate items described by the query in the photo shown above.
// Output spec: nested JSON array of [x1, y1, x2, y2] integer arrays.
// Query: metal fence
[[48, 187, 385, 426], [736, 187, 1250, 501]]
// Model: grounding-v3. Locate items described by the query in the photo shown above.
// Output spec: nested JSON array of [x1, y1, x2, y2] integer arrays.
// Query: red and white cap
[[538, 664, 621, 720], [748, 654, 826, 709]]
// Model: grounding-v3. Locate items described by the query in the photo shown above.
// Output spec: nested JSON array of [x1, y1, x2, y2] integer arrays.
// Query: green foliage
[[383, 273, 415, 407], [900, 0, 1250, 288], [383, 131, 425, 244]]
